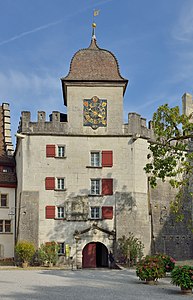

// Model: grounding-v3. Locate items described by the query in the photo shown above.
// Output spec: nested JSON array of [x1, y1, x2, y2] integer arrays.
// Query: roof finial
[[92, 22, 96, 40], [92, 9, 100, 40]]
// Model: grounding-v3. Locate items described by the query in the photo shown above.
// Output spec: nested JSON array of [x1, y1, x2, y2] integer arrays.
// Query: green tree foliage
[[145, 104, 193, 188], [38, 241, 59, 266], [15, 240, 36, 264], [117, 233, 144, 266], [144, 104, 193, 217]]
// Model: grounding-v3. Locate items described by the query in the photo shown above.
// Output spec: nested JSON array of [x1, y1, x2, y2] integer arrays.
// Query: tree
[[15, 240, 36, 266], [144, 104, 193, 217]]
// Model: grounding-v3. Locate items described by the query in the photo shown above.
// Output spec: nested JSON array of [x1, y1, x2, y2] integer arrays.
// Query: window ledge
[[86, 166, 102, 169], [54, 218, 66, 220], [88, 194, 103, 197], [55, 156, 67, 159], [54, 189, 67, 192], [0, 232, 12, 234], [0, 207, 9, 209]]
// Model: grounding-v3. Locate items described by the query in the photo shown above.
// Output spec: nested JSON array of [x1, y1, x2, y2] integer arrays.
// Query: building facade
[[0, 103, 16, 259], [15, 33, 193, 266]]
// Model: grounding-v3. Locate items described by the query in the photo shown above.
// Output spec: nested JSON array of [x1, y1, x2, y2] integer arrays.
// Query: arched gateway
[[82, 242, 108, 268]]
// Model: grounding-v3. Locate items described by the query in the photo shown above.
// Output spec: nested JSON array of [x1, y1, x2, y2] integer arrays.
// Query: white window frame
[[57, 207, 64, 219], [90, 179, 101, 195], [91, 151, 101, 167], [58, 242, 65, 255], [90, 207, 101, 219], [57, 145, 66, 158], [57, 178, 65, 190], [0, 220, 11, 233]]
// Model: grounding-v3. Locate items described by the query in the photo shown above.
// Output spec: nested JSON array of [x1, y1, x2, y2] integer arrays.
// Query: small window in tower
[[90, 179, 100, 195], [90, 207, 101, 219], [57, 178, 65, 190], [91, 152, 100, 167], [57, 146, 66, 158], [57, 207, 64, 218]]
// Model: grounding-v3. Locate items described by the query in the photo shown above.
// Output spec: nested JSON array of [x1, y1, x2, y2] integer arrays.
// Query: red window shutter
[[46, 206, 55, 219], [45, 177, 55, 190], [102, 179, 113, 195], [102, 206, 113, 219], [46, 145, 55, 157], [102, 151, 113, 167]]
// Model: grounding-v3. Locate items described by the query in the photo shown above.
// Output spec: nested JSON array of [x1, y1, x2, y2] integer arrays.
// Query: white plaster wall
[[0, 187, 15, 258], [16, 133, 151, 256]]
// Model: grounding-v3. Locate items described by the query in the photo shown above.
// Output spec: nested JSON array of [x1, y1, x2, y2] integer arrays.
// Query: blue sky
[[0, 0, 193, 145]]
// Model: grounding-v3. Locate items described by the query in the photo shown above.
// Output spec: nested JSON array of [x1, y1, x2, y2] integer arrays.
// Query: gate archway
[[82, 242, 108, 268]]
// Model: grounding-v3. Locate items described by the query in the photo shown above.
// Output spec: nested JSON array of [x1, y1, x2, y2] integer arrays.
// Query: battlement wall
[[18, 111, 68, 134], [124, 112, 154, 140]]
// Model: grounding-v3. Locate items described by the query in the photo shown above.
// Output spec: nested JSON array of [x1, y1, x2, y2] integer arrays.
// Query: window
[[5, 220, 11, 232], [91, 179, 100, 195], [57, 146, 65, 158], [89, 150, 113, 168], [46, 144, 66, 158], [91, 152, 100, 167], [58, 242, 65, 255], [90, 179, 113, 196], [0, 221, 3, 232], [45, 177, 66, 191], [0, 220, 11, 233], [0, 194, 8, 207], [57, 207, 64, 219], [57, 178, 65, 190], [90, 207, 101, 219]]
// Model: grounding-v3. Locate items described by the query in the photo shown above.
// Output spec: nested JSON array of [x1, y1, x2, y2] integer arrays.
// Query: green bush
[[156, 253, 176, 273], [136, 255, 165, 282], [171, 265, 193, 289], [15, 241, 36, 264], [117, 233, 144, 266], [38, 242, 59, 266]]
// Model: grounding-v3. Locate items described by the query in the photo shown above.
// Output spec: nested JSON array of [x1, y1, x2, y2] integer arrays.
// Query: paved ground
[[0, 268, 192, 300]]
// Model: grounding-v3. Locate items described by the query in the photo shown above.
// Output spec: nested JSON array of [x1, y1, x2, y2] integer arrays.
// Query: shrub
[[38, 242, 59, 266], [156, 253, 176, 273], [136, 255, 165, 282], [117, 233, 144, 266], [171, 265, 193, 290], [15, 241, 36, 264]]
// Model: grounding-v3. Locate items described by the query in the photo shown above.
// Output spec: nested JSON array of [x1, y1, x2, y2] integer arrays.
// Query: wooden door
[[82, 243, 96, 268]]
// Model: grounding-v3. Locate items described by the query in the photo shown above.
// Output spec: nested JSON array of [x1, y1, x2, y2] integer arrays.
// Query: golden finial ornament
[[92, 23, 96, 28]]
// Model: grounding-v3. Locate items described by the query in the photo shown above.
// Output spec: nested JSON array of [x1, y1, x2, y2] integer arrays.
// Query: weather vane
[[92, 9, 100, 40]]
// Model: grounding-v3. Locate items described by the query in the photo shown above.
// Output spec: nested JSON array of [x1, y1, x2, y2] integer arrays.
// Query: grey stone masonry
[[18, 110, 155, 138]]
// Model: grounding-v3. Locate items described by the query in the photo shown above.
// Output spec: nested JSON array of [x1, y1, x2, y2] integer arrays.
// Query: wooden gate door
[[82, 243, 96, 268]]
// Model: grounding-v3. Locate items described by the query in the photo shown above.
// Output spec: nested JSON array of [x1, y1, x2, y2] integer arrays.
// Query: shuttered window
[[102, 206, 113, 219], [45, 206, 55, 219], [46, 145, 55, 157], [102, 151, 113, 167], [45, 177, 55, 190], [102, 179, 113, 195]]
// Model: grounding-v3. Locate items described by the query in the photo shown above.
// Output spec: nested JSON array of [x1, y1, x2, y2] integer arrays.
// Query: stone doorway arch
[[82, 242, 108, 268]]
